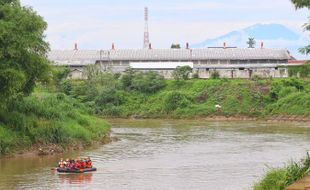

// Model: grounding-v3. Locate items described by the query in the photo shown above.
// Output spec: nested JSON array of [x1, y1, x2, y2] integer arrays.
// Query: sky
[[21, 0, 309, 50]]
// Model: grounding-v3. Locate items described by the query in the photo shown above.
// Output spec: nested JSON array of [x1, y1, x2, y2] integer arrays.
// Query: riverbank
[[106, 114, 310, 123], [0, 92, 111, 157], [61, 75, 310, 120]]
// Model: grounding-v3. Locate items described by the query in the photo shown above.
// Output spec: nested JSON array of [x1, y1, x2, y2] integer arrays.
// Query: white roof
[[48, 48, 291, 66], [130, 62, 193, 69]]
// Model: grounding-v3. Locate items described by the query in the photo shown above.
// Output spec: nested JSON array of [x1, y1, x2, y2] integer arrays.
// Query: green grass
[[0, 92, 110, 155], [253, 153, 310, 190]]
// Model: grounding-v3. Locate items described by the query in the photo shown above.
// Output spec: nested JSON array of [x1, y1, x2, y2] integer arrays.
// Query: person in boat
[[65, 158, 70, 168], [58, 158, 65, 168], [74, 158, 83, 169], [82, 158, 87, 169], [70, 159, 75, 169], [86, 157, 92, 168], [73, 159, 79, 169]]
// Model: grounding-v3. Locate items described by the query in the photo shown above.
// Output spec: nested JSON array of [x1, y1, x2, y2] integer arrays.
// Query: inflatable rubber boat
[[57, 167, 97, 173]]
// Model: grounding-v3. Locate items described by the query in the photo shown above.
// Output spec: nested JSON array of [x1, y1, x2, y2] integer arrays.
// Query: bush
[[120, 68, 136, 91], [60, 80, 72, 95], [131, 71, 166, 93], [268, 92, 310, 115], [120, 70, 166, 93], [52, 66, 70, 85], [95, 88, 123, 106], [210, 70, 220, 79], [172, 66, 192, 80], [289, 63, 310, 78], [163, 91, 191, 112]]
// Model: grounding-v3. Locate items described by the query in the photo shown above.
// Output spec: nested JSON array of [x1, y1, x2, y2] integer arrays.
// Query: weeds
[[254, 153, 310, 190]]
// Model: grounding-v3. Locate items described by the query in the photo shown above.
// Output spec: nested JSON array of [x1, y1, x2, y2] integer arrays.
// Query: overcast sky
[[21, 0, 309, 50]]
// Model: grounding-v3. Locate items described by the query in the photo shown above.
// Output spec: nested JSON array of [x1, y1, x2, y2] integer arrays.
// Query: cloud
[[21, 0, 309, 50]]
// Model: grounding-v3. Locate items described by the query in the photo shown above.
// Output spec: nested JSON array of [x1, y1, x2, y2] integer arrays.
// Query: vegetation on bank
[[253, 153, 310, 190], [58, 67, 310, 119], [0, 92, 110, 155]]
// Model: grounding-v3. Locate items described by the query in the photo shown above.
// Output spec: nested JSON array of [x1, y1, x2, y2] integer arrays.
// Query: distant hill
[[192, 23, 309, 59]]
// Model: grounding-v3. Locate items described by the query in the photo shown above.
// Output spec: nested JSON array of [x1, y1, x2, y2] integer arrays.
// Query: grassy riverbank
[[0, 92, 110, 156], [61, 72, 310, 119], [253, 153, 310, 190]]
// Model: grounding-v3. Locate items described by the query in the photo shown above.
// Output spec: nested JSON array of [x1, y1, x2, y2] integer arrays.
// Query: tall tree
[[171, 44, 181, 49], [0, 0, 50, 101], [247, 38, 256, 48], [291, 0, 310, 55]]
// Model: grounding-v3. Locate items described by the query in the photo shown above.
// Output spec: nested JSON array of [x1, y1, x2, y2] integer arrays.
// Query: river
[[1, 119, 310, 190]]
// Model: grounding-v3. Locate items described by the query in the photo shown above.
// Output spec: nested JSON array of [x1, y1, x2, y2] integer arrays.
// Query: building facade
[[48, 48, 291, 79]]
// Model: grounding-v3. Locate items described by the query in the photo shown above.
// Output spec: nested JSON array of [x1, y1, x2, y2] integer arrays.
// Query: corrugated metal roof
[[48, 48, 290, 66]]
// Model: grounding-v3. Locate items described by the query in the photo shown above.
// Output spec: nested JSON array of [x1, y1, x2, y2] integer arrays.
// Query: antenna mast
[[143, 7, 150, 49]]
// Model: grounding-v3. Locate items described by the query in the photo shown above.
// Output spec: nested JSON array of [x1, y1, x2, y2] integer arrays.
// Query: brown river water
[[1, 119, 310, 190]]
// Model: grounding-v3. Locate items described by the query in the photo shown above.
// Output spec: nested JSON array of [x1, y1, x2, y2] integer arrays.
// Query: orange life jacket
[[87, 160, 92, 168], [82, 161, 87, 169], [74, 161, 81, 169]]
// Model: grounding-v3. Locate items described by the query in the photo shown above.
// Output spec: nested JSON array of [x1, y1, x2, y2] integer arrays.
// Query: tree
[[120, 68, 137, 90], [171, 44, 181, 49], [131, 71, 166, 93], [172, 66, 192, 80], [120, 69, 166, 93], [247, 38, 256, 48], [291, 0, 310, 9], [83, 64, 101, 80], [0, 0, 50, 101], [291, 0, 310, 55]]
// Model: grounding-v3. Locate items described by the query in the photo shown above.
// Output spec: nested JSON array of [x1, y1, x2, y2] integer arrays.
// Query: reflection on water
[[0, 120, 310, 190], [58, 173, 93, 185]]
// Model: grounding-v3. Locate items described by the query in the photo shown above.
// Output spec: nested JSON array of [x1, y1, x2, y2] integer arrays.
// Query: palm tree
[[291, 0, 310, 55]]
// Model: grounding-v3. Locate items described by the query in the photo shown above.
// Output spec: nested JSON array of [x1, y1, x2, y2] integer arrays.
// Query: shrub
[[83, 64, 101, 80], [52, 66, 70, 85], [120, 70, 166, 93], [289, 63, 310, 78], [163, 91, 191, 112], [210, 70, 220, 79], [131, 71, 166, 93], [172, 66, 193, 80], [60, 80, 72, 95], [95, 88, 123, 106], [120, 68, 137, 91]]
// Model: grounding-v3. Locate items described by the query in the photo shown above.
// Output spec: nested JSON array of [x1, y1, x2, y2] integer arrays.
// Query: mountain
[[192, 23, 309, 59]]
